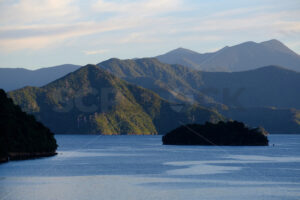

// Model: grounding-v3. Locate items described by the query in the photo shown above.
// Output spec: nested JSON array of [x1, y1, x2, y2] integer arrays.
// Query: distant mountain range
[[1, 39, 299, 91], [0, 64, 81, 91], [156, 39, 300, 72], [2, 39, 300, 134], [98, 58, 300, 109], [223, 107, 300, 134], [97, 58, 219, 108], [8, 65, 223, 135], [96, 58, 300, 133], [200, 65, 300, 109]]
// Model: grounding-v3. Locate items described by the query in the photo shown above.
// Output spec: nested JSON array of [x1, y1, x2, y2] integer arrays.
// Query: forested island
[[162, 121, 269, 146], [0, 89, 57, 163]]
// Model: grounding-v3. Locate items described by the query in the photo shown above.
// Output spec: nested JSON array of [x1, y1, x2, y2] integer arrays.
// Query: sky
[[0, 0, 299, 69]]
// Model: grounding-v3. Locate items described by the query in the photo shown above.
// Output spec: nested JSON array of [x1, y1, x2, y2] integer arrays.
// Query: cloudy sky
[[0, 0, 299, 69]]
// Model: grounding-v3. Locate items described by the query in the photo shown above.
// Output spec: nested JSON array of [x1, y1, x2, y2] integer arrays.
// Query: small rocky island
[[162, 121, 269, 146], [0, 89, 57, 163]]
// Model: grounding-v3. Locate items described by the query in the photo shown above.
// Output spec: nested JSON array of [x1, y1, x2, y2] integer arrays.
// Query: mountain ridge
[[97, 58, 300, 109], [0, 64, 81, 91], [156, 39, 300, 72], [9, 64, 224, 135], [96, 58, 300, 133]]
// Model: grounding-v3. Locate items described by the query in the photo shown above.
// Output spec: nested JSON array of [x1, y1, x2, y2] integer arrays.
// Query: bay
[[0, 135, 300, 200]]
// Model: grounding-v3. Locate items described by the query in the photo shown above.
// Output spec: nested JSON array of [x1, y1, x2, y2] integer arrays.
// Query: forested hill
[[9, 64, 224, 135], [0, 89, 57, 163]]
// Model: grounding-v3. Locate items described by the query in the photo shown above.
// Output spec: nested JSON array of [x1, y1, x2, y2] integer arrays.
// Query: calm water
[[1, 135, 300, 200]]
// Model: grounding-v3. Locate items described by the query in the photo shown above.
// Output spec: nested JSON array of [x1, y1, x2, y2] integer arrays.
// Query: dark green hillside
[[9, 65, 223, 135], [98, 58, 300, 109], [97, 58, 300, 133], [9, 58, 300, 134], [0, 89, 57, 163], [200, 66, 300, 109], [223, 107, 300, 134], [97, 58, 220, 108], [162, 121, 269, 146]]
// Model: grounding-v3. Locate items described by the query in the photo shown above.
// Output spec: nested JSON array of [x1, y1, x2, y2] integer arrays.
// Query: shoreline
[[0, 152, 57, 164]]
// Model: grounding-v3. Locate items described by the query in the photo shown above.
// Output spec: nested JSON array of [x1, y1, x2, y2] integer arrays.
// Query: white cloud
[[119, 32, 161, 44], [209, 6, 270, 18], [0, 0, 299, 53], [93, 0, 182, 16], [0, 21, 129, 51], [169, 10, 300, 38], [0, 0, 79, 25], [83, 49, 109, 55], [0, 0, 184, 51]]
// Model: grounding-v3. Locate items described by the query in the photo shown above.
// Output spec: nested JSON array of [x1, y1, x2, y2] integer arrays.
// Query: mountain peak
[[168, 47, 199, 55], [260, 39, 282, 45], [175, 47, 190, 51], [234, 41, 257, 48], [78, 64, 103, 74], [79, 64, 114, 77], [252, 65, 296, 73], [234, 39, 283, 47], [85, 64, 98, 68], [242, 41, 257, 45], [260, 39, 298, 55], [156, 39, 300, 72], [106, 58, 121, 62]]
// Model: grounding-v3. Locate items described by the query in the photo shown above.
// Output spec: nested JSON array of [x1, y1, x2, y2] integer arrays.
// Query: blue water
[[1, 135, 300, 200]]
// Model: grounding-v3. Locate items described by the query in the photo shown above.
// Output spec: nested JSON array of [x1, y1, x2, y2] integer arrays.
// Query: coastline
[[0, 152, 57, 164]]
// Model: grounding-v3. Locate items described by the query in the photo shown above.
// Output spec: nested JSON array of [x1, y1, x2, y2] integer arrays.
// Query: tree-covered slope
[[97, 58, 300, 133], [0, 89, 57, 162], [9, 65, 224, 135], [98, 58, 206, 102], [98, 58, 300, 109], [162, 121, 269, 146], [97, 58, 221, 108]]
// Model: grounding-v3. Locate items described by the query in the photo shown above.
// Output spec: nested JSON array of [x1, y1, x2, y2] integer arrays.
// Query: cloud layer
[[0, 0, 299, 67]]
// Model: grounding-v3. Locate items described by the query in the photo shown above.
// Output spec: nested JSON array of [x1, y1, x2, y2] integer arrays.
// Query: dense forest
[[0, 89, 57, 163], [9, 65, 224, 135], [162, 121, 269, 146], [97, 58, 300, 133]]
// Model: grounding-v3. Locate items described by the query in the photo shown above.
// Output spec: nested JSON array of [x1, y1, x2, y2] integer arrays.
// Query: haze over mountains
[[96, 58, 300, 133], [1, 39, 299, 92], [0, 64, 81, 91], [156, 39, 300, 72], [7, 58, 300, 134], [8, 65, 223, 135], [1, 39, 300, 134], [98, 58, 300, 109], [97, 58, 218, 107]]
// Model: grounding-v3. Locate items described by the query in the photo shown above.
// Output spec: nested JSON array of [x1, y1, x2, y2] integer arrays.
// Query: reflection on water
[[0, 135, 300, 200], [165, 162, 241, 175]]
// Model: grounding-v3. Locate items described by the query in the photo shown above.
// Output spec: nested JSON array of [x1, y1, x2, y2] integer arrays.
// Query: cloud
[[83, 49, 109, 55], [0, 0, 299, 53], [166, 9, 300, 39], [93, 0, 182, 16], [119, 32, 161, 44], [0, 19, 139, 51], [0, 0, 79, 25], [209, 6, 270, 18], [0, 0, 184, 51]]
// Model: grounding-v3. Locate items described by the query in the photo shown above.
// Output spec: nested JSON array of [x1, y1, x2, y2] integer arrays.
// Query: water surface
[[1, 135, 300, 200]]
